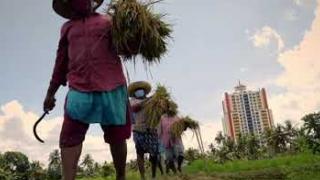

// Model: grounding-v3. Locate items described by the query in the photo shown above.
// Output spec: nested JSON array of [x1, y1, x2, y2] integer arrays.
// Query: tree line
[[184, 111, 320, 163], [1, 112, 319, 180], [0, 149, 116, 180]]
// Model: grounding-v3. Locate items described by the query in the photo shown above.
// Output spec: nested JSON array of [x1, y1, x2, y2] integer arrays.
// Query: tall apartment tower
[[222, 82, 274, 140]]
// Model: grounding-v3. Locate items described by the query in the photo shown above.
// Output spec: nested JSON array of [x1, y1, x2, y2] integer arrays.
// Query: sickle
[[33, 111, 49, 143]]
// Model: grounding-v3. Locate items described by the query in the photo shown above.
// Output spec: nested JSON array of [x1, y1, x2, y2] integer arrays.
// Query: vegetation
[[0, 112, 319, 179]]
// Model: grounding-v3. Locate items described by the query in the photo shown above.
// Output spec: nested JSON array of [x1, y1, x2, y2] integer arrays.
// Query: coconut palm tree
[[273, 124, 289, 153], [302, 112, 320, 154], [215, 131, 226, 145], [101, 161, 115, 177], [283, 120, 297, 152], [263, 128, 276, 156], [81, 154, 95, 177], [235, 133, 248, 160], [29, 161, 46, 180], [47, 149, 62, 180], [247, 134, 261, 160]]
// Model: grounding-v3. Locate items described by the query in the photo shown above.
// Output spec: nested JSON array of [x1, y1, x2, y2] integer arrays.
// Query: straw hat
[[53, 0, 104, 19], [128, 81, 152, 97]]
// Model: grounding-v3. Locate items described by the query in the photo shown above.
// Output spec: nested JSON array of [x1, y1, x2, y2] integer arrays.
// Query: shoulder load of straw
[[143, 85, 177, 128], [170, 116, 199, 138], [107, 0, 172, 64]]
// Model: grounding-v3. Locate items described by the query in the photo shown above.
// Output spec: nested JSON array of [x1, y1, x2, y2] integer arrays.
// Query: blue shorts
[[66, 85, 127, 125]]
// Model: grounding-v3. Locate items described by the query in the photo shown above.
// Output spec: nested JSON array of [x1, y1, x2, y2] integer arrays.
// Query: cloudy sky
[[1, 0, 319, 164]]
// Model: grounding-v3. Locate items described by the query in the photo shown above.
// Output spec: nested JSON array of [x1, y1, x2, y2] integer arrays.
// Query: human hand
[[43, 94, 56, 112]]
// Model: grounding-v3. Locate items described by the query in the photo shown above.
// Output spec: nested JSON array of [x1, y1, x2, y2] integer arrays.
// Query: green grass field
[[78, 153, 320, 180]]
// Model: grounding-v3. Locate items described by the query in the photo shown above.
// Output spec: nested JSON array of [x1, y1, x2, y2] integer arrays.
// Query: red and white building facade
[[222, 83, 274, 140]]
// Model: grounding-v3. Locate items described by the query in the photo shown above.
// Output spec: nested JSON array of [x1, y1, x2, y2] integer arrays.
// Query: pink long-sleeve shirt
[[51, 13, 126, 92], [158, 114, 183, 148]]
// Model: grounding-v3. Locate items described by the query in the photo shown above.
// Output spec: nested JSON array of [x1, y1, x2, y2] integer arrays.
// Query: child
[[44, 0, 131, 179]]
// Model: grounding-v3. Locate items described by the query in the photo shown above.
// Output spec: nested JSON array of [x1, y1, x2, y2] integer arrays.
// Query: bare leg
[[165, 160, 170, 174], [177, 155, 184, 173], [61, 144, 83, 180], [158, 155, 164, 175], [169, 160, 177, 174], [166, 160, 176, 174], [110, 141, 127, 180], [150, 155, 158, 178], [137, 153, 146, 180]]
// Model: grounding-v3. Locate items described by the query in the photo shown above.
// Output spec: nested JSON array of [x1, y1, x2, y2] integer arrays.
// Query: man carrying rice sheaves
[[129, 81, 163, 180], [44, 0, 131, 179]]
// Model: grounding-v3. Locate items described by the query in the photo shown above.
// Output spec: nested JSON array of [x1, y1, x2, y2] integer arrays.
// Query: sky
[[1, 0, 320, 164]]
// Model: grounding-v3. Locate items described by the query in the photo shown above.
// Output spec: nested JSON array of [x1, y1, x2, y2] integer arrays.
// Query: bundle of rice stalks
[[170, 116, 199, 138], [143, 85, 178, 128], [183, 116, 199, 129], [170, 119, 185, 138], [107, 0, 172, 64]]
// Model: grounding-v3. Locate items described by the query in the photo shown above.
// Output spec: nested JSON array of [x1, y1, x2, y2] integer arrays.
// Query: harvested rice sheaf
[[107, 0, 172, 64], [170, 116, 199, 138], [183, 116, 199, 129], [143, 85, 178, 128]]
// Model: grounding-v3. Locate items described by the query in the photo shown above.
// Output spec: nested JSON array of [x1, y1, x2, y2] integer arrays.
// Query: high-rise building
[[222, 82, 274, 140]]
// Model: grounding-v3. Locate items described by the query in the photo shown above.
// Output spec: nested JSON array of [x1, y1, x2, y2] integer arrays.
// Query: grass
[[185, 153, 320, 173], [77, 171, 140, 180], [78, 153, 320, 180]]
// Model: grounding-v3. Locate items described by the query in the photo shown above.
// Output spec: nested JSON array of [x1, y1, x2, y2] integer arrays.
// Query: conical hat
[[128, 81, 152, 97]]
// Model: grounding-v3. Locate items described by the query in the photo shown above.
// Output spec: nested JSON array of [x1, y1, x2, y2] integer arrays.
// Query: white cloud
[[0, 101, 61, 164], [269, 0, 320, 124], [0, 100, 218, 165], [182, 121, 221, 152], [0, 100, 117, 164], [293, 0, 303, 5], [250, 26, 285, 52], [293, 0, 315, 6]]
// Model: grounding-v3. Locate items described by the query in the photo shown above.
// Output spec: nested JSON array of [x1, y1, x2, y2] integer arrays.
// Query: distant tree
[[235, 133, 248, 160], [81, 154, 95, 177], [302, 112, 320, 154], [283, 120, 298, 152], [1, 151, 30, 180], [291, 127, 309, 153], [0, 167, 16, 180], [93, 162, 101, 176], [264, 124, 289, 155], [47, 150, 62, 180], [101, 161, 115, 177], [215, 131, 226, 145], [29, 161, 46, 180], [263, 128, 276, 156], [184, 148, 201, 162], [247, 134, 261, 160], [208, 143, 216, 152], [127, 159, 138, 171], [215, 134, 236, 163]]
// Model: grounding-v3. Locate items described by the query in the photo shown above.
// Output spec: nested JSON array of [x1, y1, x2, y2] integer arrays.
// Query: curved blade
[[33, 111, 48, 143]]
